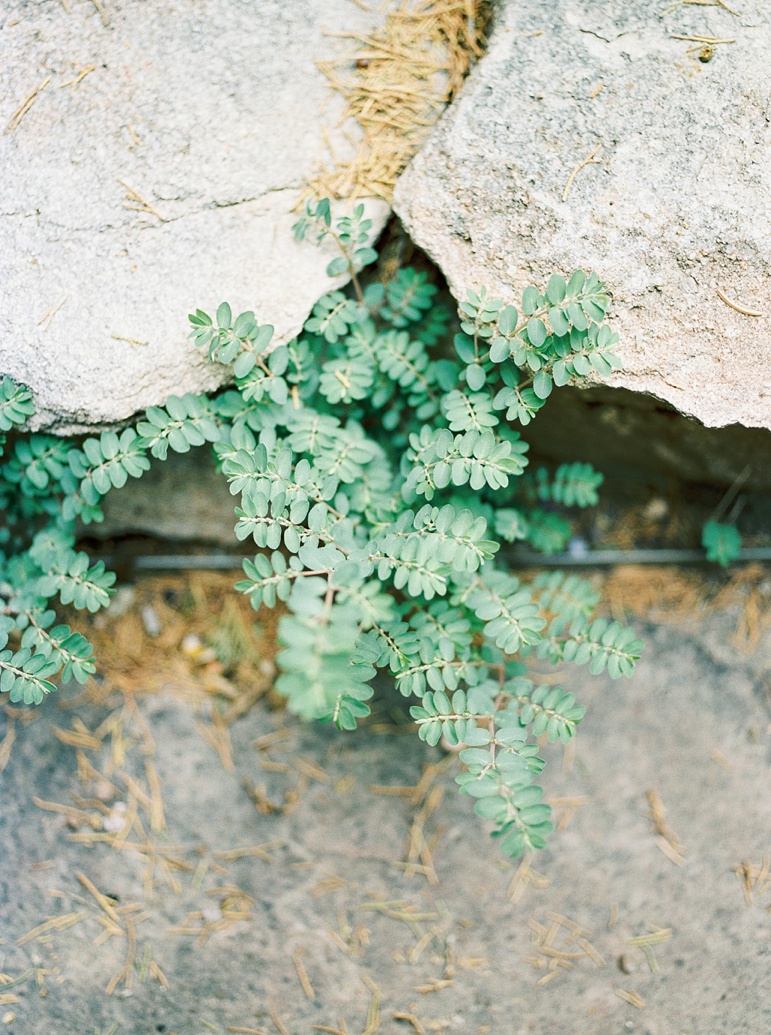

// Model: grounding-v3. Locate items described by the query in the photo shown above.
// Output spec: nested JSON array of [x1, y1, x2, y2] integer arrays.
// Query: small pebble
[[103, 801, 127, 832], [618, 953, 638, 973], [643, 497, 669, 522], [141, 604, 162, 638]]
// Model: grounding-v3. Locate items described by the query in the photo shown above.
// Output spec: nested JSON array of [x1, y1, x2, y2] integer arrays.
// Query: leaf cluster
[[0, 202, 643, 863]]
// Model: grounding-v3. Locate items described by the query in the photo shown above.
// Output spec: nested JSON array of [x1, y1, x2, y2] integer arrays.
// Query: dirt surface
[[1, 587, 769, 1035]]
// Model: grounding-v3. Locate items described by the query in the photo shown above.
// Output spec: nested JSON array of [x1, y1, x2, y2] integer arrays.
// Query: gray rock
[[96, 448, 238, 546], [394, 0, 771, 431], [0, 0, 389, 432]]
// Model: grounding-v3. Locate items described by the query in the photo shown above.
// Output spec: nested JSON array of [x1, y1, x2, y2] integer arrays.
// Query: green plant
[[0, 203, 642, 861], [701, 520, 742, 567]]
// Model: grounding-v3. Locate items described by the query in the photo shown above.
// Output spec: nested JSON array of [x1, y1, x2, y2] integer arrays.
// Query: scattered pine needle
[[615, 988, 645, 1009], [38, 296, 68, 331], [362, 974, 381, 1034], [76, 871, 122, 926], [91, 0, 109, 27], [716, 286, 764, 318], [562, 144, 602, 202], [118, 179, 166, 221], [0, 970, 34, 991], [293, 948, 315, 999], [16, 912, 89, 946], [627, 928, 672, 973], [393, 1013, 426, 1034], [646, 789, 687, 865], [0, 717, 16, 772], [507, 856, 550, 902], [732, 858, 771, 907], [414, 977, 453, 993], [111, 333, 149, 346], [59, 65, 96, 90], [710, 748, 736, 771], [670, 33, 736, 43], [271, 1014, 292, 1035], [309, 0, 489, 201], [214, 841, 285, 862], [105, 915, 139, 995], [525, 912, 604, 983], [5, 78, 50, 134]]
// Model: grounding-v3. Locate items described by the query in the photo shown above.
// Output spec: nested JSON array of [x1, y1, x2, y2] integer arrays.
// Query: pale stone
[[0, 0, 389, 432], [394, 0, 771, 431]]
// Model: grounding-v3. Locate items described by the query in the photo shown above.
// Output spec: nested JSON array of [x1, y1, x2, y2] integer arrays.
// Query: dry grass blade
[[309, 0, 489, 201], [32, 797, 102, 829]]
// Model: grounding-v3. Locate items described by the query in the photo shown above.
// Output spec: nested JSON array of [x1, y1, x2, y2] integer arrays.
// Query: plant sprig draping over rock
[[0, 200, 642, 862]]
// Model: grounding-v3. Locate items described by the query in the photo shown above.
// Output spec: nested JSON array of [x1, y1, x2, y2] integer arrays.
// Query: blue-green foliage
[[0, 204, 643, 861], [701, 519, 742, 567]]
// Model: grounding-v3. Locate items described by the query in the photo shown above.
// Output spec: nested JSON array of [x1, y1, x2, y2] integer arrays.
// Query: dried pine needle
[[76, 871, 122, 926], [0, 718, 16, 772], [716, 286, 764, 318], [646, 789, 687, 864], [309, 0, 488, 201], [615, 988, 646, 1009], [6, 78, 51, 133], [118, 179, 166, 221], [362, 974, 381, 1034], [293, 948, 315, 999], [16, 912, 89, 946], [507, 856, 550, 902], [562, 144, 602, 201], [271, 1014, 292, 1035]]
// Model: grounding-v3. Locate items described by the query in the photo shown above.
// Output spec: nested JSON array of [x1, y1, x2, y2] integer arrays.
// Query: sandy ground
[[1, 595, 769, 1035]]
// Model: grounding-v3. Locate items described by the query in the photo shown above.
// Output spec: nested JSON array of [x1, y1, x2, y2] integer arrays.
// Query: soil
[[0, 578, 769, 1035]]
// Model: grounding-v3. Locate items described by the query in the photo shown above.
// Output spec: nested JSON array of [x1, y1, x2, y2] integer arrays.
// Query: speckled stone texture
[[0, 0, 389, 431], [394, 0, 771, 431]]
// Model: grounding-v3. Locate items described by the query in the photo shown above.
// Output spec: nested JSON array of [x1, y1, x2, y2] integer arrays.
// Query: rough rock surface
[[0, 0, 389, 432], [394, 0, 771, 431]]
